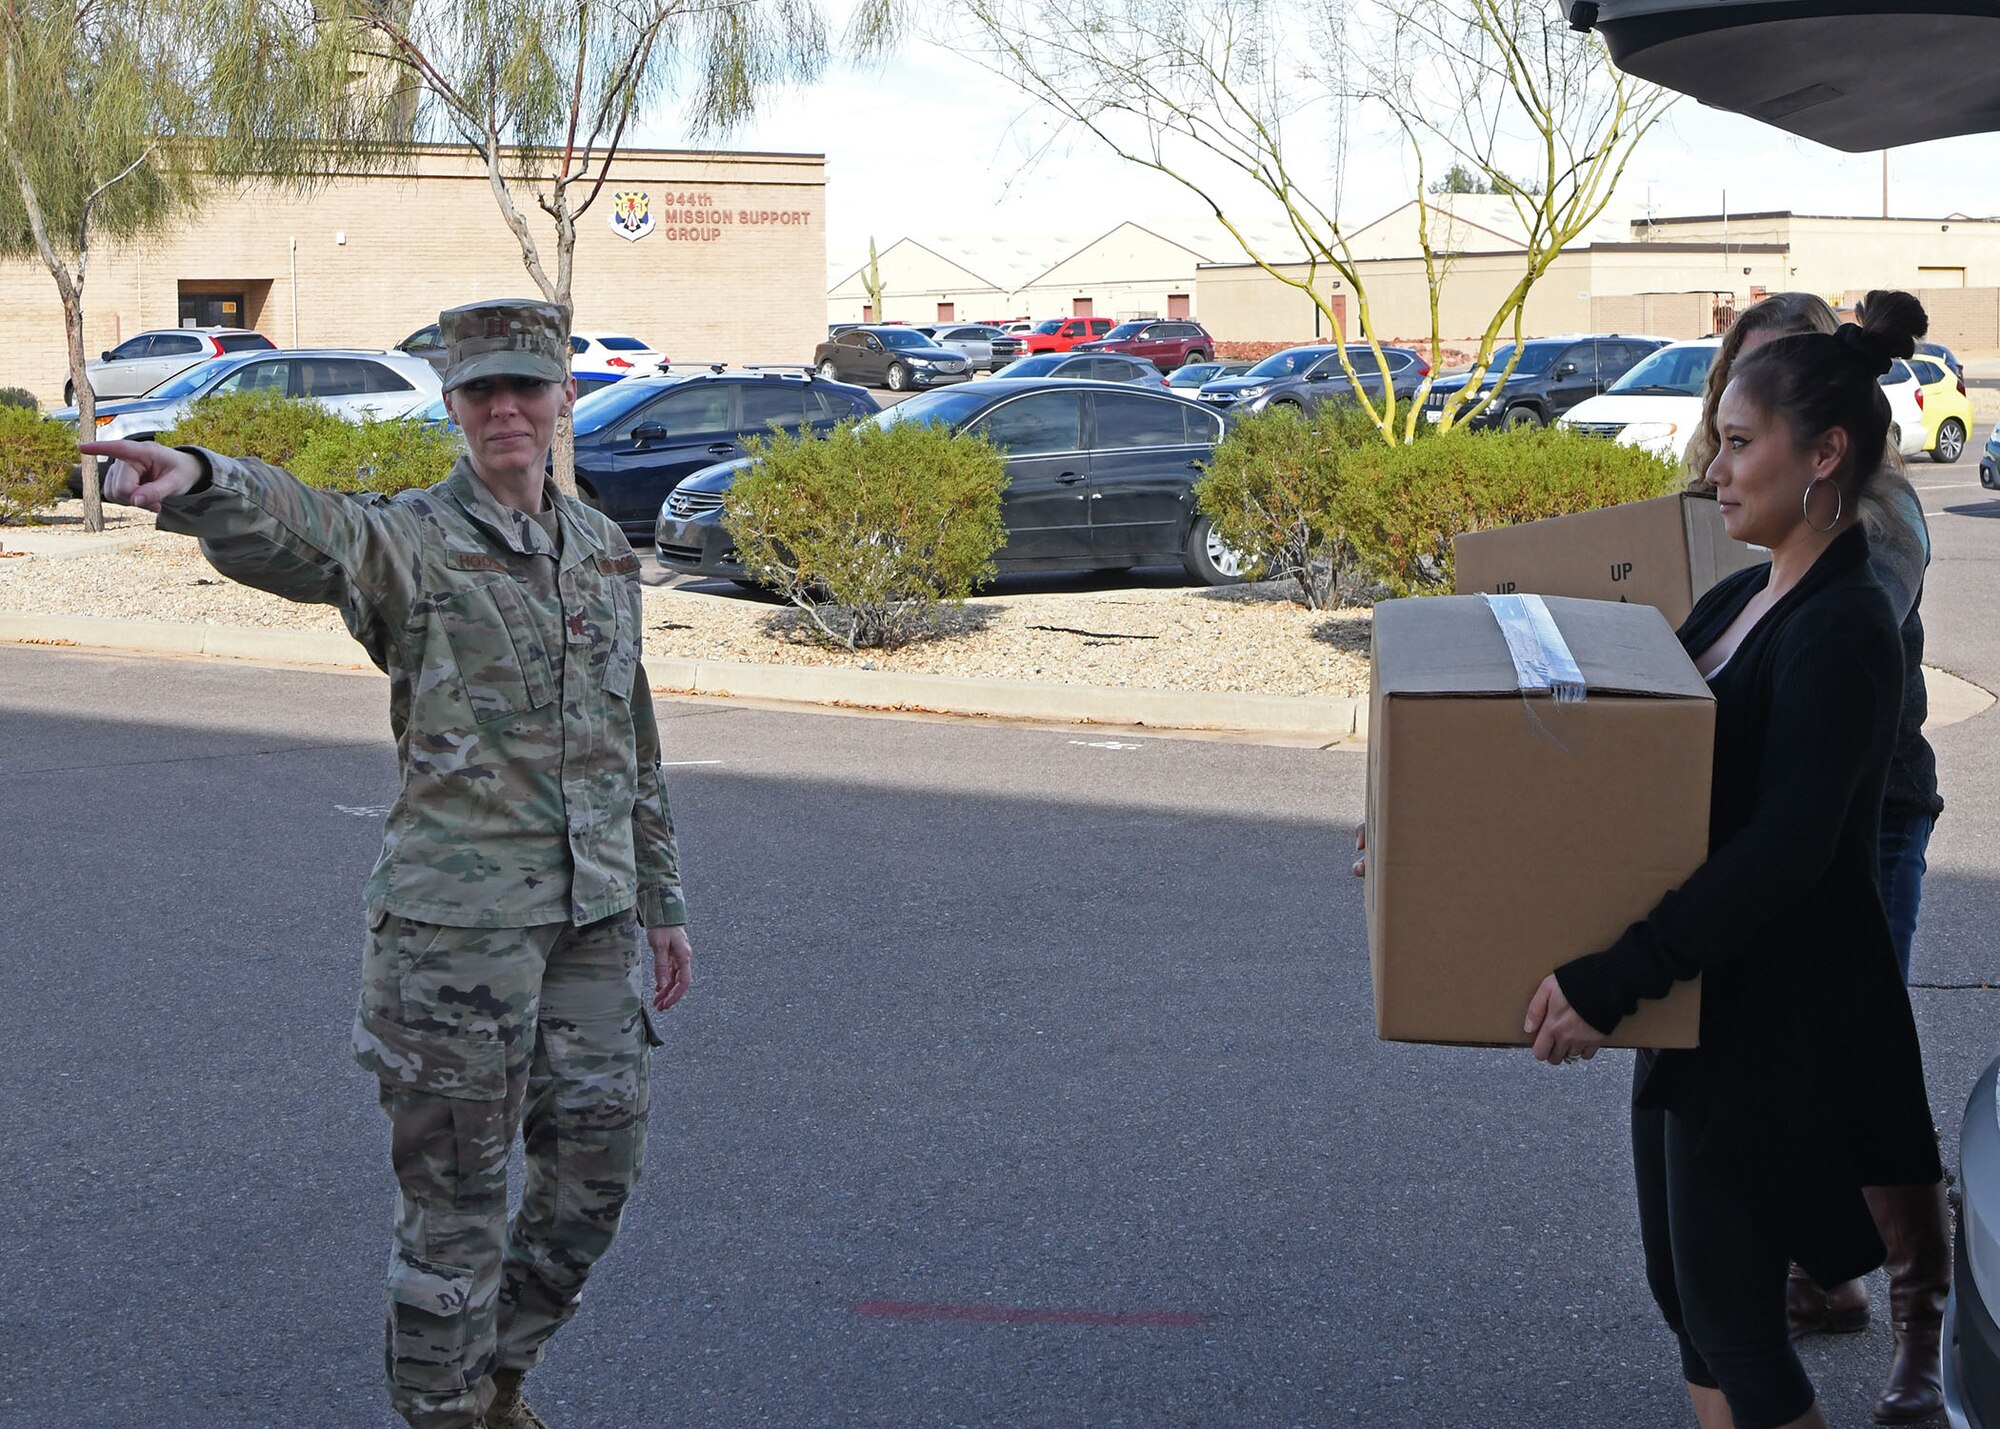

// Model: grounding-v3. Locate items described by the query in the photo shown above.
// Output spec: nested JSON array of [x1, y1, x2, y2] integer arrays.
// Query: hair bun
[[1836, 323, 1894, 377]]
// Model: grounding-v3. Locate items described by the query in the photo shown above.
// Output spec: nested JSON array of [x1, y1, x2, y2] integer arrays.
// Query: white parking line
[[1067, 739, 1143, 751], [661, 759, 724, 767]]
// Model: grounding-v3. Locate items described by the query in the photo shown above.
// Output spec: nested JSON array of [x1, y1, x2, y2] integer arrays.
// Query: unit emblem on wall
[[609, 191, 653, 242]]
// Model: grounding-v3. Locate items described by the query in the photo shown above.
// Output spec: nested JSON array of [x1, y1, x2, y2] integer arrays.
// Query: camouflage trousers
[[353, 909, 658, 1429]]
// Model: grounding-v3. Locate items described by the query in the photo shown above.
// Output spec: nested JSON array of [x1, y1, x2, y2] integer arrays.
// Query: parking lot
[[2, 452, 1996, 1426]]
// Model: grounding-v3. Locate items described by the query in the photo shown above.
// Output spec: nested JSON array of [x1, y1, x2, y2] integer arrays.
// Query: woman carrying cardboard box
[[1681, 292, 1952, 1423], [1522, 293, 1946, 1429]]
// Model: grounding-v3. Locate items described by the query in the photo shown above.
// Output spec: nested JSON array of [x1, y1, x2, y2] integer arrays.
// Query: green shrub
[[723, 418, 1008, 650], [0, 406, 75, 524], [0, 387, 40, 412], [162, 389, 348, 467], [291, 417, 460, 495], [1343, 425, 1680, 595], [1195, 403, 1381, 609]]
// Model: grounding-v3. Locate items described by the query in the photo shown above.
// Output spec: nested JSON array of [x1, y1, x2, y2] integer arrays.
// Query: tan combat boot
[[484, 1368, 552, 1429]]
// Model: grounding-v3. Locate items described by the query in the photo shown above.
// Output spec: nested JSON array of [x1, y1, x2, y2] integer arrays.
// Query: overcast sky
[[632, 24, 2000, 283]]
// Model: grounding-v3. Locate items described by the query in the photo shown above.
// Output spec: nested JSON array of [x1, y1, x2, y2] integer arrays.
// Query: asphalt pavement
[[3, 457, 1998, 1428]]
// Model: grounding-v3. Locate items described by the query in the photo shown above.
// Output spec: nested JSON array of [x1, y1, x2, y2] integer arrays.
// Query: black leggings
[[1632, 1103, 1816, 1429]]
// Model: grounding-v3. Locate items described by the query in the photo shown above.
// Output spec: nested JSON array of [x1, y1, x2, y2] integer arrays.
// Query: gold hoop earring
[[1803, 477, 1843, 533]]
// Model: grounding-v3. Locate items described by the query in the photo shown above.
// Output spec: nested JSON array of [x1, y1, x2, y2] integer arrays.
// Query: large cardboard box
[[1367, 593, 1708, 1048], [1452, 492, 1766, 629]]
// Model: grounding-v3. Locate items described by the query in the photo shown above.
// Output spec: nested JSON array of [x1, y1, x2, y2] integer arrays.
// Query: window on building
[[1167, 293, 1191, 319], [937, 302, 956, 322], [1072, 298, 1094, 318]]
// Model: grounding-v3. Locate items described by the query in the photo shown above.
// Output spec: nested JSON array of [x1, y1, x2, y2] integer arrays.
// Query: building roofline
[[827, 236, 1008, 297], [1640, 210, 2000, 226], [1195, 239, 1789, 269], [1016, 220, 1213, 290]]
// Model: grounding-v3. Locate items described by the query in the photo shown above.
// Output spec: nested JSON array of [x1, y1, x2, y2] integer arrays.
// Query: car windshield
[[593, 335, 650, 351], [1245, 348, 1336, 380], [1466, 343, 1565, 381], [992, 355, 1068, 378], [1168, 365, 1218, 386], [413, 396, 451, 423], [877, 328, 940, 350], [573, 376, 675, 435], [1101, 322, 1148, 340], [1031, 319, 1065, 335], [144, 356, 241, 399], [866, 388, 991, 432], [1605, 343, 1717, 397]]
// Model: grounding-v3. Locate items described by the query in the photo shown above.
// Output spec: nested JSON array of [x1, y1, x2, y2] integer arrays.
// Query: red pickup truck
[[1020, 317, 1114, 355]]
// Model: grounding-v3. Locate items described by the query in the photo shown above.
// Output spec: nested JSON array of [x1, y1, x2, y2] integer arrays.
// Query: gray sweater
[[1862, 471, 1944, 820]]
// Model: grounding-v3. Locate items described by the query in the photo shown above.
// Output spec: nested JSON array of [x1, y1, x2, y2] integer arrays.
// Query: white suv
[[71, 328, 274, 404]]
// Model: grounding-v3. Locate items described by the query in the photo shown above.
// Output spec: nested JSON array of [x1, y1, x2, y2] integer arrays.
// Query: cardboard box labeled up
[[1366, 593, 1708, 1048], [1452, 492, 1766, 629]]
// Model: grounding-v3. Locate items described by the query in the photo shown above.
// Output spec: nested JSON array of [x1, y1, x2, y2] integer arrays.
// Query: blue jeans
[[1877, 812, 1936, 984]]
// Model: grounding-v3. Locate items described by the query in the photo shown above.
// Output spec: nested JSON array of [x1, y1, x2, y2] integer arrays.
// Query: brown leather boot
[[1866, 1182, 1952, 1424], [1787, 1261, 1869, 1336]]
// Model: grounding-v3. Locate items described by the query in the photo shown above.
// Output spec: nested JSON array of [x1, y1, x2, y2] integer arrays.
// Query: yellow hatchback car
[[1910, 352, 1975, 463]]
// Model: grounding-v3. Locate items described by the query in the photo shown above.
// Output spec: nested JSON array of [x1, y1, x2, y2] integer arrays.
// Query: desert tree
[[0, 0, 388, 529], [862, 235, 886, 320], [341, 0, 902, 492], [951, 0, 1672, 444]]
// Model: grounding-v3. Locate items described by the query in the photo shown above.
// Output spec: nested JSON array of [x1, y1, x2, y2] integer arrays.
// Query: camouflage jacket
[[156, 453, 686, 930]]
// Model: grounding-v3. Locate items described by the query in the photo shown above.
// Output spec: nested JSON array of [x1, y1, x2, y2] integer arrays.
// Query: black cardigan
[[1555, 525, 1942, 1284]]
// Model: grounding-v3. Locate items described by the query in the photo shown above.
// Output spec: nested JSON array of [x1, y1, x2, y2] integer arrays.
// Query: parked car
[[656, 378, 1245, 586], [71, 327, 274, 404], [1918, 339, 1964, 381], [571, 368, 879, 539], [989, 352, 1169, 386], [812, 326, 973, 391], [1421, 335, 1669, 429], [60, 348, 442, 445], [1020, 316, 1115, 355], [1950, 1052, 2000, 1429], [1168, 361, 1251, 390], [396, 323, 450, 373], [1909, 351, 1975, 463], [914, 323, 1024, 372], [1196, 343, 1430, 414], [1073, 319, 1215, 370], [1562, 339, 1928, 464], [572, 332, 665, 373], [1981, 419, 2000, 491], [1558, 338, 1720, 458]]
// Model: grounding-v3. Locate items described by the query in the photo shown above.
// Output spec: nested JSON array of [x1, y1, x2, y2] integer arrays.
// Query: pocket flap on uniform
[[386, 1253, 474, 1318], [353, 1008, 506, 1101]]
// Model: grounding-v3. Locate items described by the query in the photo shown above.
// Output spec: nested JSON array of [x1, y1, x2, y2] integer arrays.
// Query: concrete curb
[[0, 612, 1368, 741], [7, 610, 1985, 739]]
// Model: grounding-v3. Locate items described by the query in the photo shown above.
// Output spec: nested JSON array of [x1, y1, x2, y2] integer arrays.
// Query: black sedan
[[812, 326, 973, 391], [988, 352, 1170, 386], [569, 369, 879, 540], [655, 378, 1245, 586]]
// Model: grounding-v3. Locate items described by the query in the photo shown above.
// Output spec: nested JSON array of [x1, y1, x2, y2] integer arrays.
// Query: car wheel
[[63, 380, 74, 406], [1183, 350, 1209, 367], [1931, 417, 1966, 464], [817, 359, 839, 380], [886, 362, 909, 392], [1983, 461, 1999, 491], [1503, 405, 1544, 430], [1183, 513, 1249, 586]]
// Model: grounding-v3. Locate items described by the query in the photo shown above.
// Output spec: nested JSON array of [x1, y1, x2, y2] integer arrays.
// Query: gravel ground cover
[[3, 505, 1372, 698]]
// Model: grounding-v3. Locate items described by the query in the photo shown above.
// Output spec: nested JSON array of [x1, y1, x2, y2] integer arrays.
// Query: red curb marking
[[852, 1301, 1204, 1327]]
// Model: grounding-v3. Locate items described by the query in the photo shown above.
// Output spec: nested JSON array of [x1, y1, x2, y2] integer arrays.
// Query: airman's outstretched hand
[[78, 440, 205, 511]]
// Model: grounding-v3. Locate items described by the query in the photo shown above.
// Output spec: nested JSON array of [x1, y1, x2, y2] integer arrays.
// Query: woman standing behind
[[1524, 295, 1945, 1429], [1686, 293, 1951, 1422]]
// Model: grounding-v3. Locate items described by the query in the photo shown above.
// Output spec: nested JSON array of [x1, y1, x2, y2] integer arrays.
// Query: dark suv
[[1073, 319, 1214, 371], [1420, 335, 1668, 430], [570, 369, 880, 539]]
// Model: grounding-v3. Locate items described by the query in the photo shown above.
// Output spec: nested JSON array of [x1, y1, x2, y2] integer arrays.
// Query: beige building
[[825, 236, 1039, 325], [1011, 223, 1210, 322], [2, 144, 827, 407], [1197, 204, 2000, 351]]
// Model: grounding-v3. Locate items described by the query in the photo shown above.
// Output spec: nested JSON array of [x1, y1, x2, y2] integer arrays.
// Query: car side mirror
[[101, 350, 116, 361], [630, 422, 668, 446], [1555, 361, 1578, 378], [1308, 369, 1330, 382]]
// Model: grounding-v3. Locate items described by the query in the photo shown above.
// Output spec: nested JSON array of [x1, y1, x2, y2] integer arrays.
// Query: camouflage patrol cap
[[438, 298, 571, 392]]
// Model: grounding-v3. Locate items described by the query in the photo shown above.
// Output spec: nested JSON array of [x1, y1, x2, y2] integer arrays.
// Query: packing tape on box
[[1481, 593, 1587, 704]]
